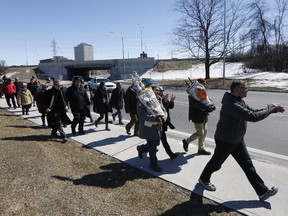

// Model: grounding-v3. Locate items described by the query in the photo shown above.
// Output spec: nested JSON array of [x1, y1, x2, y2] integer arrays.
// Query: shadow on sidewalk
[[83, 134, 131, 148], [221, 200, 271, 210], [52, 162, 152, 188], [159, 186, 236, 216]]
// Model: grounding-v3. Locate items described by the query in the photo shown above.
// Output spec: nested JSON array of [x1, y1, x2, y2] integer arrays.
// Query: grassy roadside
[[3, 65, 287, 93], [0, 107, 243, 216], [157, 78, 287, 92]]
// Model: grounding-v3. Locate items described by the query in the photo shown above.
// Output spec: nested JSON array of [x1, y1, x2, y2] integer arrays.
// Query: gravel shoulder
[[0, 107, 243, 216]]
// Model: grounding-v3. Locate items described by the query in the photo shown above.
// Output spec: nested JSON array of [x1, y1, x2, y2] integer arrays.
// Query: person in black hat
[[66, 76, 90, 135], [44, 80, 68, 143], [93, 82, 111, 131]]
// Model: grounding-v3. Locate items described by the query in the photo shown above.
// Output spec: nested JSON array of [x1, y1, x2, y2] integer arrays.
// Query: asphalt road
[[120, 87, 288, 156]]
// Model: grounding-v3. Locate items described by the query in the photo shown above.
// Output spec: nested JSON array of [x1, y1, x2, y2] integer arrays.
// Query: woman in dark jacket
[[110, 82, 125, 125], [93, 82, 111, 131], [36, 84, 48, 127]]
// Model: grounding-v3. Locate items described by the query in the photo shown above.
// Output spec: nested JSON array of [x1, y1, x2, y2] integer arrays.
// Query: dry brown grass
[[0, 108, 243, 216], [4, 66, 38, 82], [154, 60, 201, 72]]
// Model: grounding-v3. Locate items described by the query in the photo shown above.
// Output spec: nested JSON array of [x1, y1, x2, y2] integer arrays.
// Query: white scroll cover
[[131, 72, 145, 94], [137, 87, 166, 118], [185, 80, 213, 105]]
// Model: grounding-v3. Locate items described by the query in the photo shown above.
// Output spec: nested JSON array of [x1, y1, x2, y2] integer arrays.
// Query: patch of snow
[[140, 62, 288, 90]]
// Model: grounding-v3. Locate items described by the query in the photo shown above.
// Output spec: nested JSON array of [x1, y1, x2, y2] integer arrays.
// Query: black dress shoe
[[94, 121, 98, 128], [150, 164, 163, 172], [136, 146, 143, 159], [62, 138, 68, 143], [170, 152, 179, 160], [182, 139, 189, 152], [51, 133, 60, 138], [79, 131, 86, 135], [198, 149, 211, 155]]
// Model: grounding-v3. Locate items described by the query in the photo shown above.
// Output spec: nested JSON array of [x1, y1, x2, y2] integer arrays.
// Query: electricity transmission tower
[[50, 38, 59, 58]]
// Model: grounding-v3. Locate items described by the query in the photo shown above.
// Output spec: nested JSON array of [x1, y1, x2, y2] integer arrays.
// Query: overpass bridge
[[38, 58, 155, 81]]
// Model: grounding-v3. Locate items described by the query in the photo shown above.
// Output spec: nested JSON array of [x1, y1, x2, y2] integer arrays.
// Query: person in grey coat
[[198, 80, 285, 201], [136, 91, 164, 172]]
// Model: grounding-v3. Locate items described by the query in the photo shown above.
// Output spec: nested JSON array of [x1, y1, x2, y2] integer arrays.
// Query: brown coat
[[17, 89, 33, 106]]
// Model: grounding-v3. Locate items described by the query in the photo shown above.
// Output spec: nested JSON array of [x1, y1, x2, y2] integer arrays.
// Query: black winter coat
[[36, 90, 47, 113], [124, 86, 138, 114], [66, 85, 90, 113], [93, 88, 110, 115], [188, 96, 215, 123], [110, 87, 125, 110], [27, 82, 38, 96], [44, 88, 67, 112], [162, 98, 175, 131]]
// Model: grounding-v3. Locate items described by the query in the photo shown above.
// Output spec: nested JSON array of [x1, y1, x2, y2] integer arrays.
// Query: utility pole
[[24, 40, 28, 66], [110, 31, 126, 80], [223, 0, 227, 85], [121, 36, 126, 80], [18, 38, 29, 66], [50, 38, 58, 58], [137, 23, 144, 54]]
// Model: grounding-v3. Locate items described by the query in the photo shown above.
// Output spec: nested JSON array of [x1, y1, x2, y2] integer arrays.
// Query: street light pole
[[137, 23, 144, 54], [18, 38, 29, 66], [110, 31, 126, 80], [121, 36, 126, 80], [223, 0, 226, 85], [24, 40, 28, 66]]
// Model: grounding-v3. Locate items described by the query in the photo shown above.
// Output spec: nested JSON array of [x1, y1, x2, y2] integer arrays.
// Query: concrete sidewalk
[[1, 98, 287, 216]]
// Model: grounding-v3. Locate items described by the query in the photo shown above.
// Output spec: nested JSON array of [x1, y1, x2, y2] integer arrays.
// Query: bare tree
[[0, 60, 8, 76], [247, 0, 272, 53], [272, 0, 288, 45], [272, 0, 288, 71], [173, 0, 247, 79]]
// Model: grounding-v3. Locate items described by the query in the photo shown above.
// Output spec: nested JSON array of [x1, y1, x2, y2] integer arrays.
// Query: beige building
[[74, 43, 94, 61]]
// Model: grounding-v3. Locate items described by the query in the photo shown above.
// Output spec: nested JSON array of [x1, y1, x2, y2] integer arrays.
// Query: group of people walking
[[128, 78, 285, 202], [1, 74, 285, 201], [1, 76, 38, 115]]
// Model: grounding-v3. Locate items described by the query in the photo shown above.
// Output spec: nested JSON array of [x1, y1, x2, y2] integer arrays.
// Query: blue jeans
[[112, 108, 123, 123], [199, 138, 268, 195]]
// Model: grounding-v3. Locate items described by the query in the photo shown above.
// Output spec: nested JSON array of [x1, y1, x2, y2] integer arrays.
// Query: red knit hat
[[197, 78, 206, 84]]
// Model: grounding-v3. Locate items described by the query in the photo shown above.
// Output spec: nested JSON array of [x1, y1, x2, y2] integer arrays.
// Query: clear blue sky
[[0, 0, 182, 66]]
